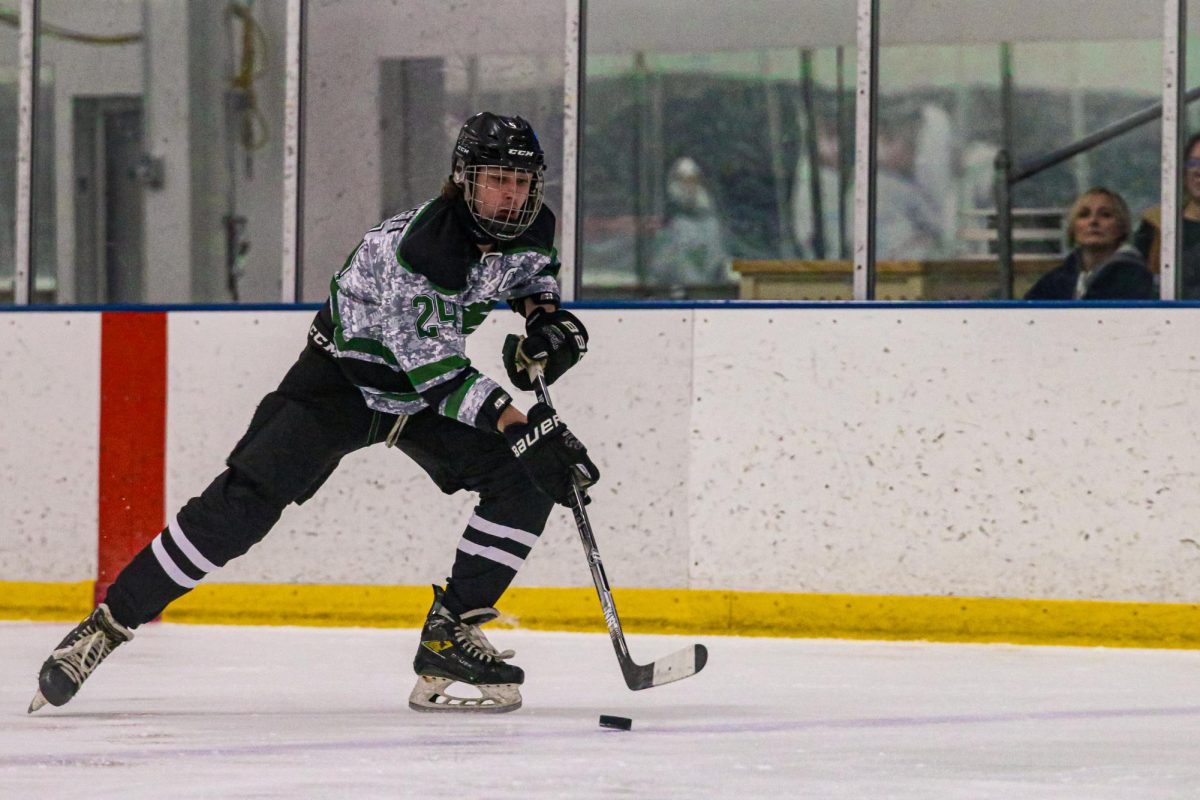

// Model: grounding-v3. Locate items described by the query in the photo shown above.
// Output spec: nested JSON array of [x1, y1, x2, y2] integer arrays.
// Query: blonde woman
[[1025, 187, 1155, 300]]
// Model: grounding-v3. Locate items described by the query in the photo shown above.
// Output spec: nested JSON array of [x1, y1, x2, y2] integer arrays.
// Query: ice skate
[[28, 603, 133, 713], [409, 585, 523, 713]]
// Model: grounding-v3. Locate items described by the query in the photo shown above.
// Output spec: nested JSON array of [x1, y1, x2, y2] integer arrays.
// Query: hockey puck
[[599, 714, 632, 731]]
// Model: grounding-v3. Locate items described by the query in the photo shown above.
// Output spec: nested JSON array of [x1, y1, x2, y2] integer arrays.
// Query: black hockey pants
[[104, 345, 554, 628]]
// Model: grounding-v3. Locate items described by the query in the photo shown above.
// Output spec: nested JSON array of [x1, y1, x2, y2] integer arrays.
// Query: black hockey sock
[[103, 541, 194, 628], [443, 568, 514, 617], [443, 507, 550, 615], [103, 512, 238, 628], [102, 467, 289, 628]]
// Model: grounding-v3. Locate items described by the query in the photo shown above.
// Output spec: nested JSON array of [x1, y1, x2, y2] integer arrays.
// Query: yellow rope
[[0, 8, 141, 46], [227, 2, 271, 151]]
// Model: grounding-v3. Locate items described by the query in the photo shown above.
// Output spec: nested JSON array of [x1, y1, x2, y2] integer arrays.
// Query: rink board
[[2, 305, 1199, 645]]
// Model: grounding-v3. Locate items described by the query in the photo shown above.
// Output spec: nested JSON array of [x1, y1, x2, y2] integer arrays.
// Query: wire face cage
[[460, 164, 546, 241]]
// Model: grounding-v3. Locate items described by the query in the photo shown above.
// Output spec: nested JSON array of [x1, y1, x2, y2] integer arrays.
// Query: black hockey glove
[[503, 402, 599, 506], [502, 308, 588, 391]]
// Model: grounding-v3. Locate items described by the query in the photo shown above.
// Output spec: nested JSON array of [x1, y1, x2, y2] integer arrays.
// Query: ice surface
[[2, 621, 1198, 799]]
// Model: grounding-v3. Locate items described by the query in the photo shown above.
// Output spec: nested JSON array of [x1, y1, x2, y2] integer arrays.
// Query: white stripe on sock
[[468, 514, 538, 548], [151, 534, 200, 589], [168, 518, 219, 573], [456, 538, 525, 571]]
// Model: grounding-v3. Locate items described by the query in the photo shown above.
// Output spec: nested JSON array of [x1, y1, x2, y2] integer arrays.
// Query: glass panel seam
[[281, 0, 304, 303], [15, 0, 37, 306], [1160, 0, 1184, 300], [561, 0, 583, 301]]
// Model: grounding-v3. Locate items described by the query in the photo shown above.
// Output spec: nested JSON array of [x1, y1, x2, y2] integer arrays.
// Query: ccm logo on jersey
[[308, 323, 336, 355], [510, 415, 560, 456]]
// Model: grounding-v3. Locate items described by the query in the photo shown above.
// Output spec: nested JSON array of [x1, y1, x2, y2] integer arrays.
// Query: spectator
[[1025, 187, 1154, 301], [792, 101, 955, 262], [1133, 131, 1200, 297], [792, 118, 845, 259], [874, 103, 947, 260], [652, 157, 729, 292]]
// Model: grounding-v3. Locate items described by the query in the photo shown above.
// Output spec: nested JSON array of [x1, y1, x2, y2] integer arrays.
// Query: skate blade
[[28, 690, 48, 714], [408, 675, 522, 714]]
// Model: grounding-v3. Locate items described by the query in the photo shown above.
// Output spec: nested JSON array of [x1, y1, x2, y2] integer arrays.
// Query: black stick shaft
[[531, 374, 638, 676]]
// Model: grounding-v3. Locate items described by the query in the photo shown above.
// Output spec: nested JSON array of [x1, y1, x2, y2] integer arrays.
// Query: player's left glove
[[502, 308, 588, 391], [503, 402, 599, 506]]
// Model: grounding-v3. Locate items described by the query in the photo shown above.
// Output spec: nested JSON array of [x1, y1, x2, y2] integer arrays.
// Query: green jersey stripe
[[407, 354, 469, 386], [378, 389, 422, 403], [441, 372, 482, 421]]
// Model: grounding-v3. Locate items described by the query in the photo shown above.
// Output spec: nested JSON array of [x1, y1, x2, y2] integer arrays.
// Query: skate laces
[[54, 629, 119, 687], [52, 607, 131, 687], [453, 621, 515, 663]]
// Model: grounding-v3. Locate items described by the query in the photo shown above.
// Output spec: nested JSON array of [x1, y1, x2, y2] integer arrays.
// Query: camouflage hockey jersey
[[308, 195, 560, 432]]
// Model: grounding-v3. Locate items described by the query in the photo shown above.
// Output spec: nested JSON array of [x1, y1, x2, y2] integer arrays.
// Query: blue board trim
[[2, 300, 1200, 313]]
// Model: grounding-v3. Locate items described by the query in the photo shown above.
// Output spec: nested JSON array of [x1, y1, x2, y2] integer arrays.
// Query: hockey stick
[[530, 370, 708, 690]]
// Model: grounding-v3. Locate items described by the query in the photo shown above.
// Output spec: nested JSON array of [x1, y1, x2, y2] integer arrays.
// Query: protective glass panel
[[34, 1, 140, 304], [878, 0, 1163, 301], [0, 13, 58, 304], [1179, 0, 1200, 299], [581, 1, 856, 300], [0, 14, 15, 303], [32, 0, 285, 305], [301, 0, 565, 303]]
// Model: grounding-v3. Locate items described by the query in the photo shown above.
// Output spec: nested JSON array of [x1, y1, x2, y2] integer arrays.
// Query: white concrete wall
[[163, 309, 694, 589], [5, 306, 1200, 604], [0, 312, 100, 581], [689, 309, 1200, 601]]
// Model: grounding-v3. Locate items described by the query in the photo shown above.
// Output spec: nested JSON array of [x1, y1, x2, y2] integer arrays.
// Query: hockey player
[[29, 112, 596, 715]]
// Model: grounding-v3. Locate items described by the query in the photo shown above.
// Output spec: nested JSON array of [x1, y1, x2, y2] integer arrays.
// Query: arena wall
[[2, 306, 1198, 647]]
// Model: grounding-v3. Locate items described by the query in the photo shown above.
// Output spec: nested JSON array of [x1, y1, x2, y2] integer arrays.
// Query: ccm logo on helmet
[[509, 149, 535, 157], [510, 415, 560, 457]]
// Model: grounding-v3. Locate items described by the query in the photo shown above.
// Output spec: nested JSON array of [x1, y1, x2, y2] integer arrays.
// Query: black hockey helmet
[[451, 112, 545, 240]]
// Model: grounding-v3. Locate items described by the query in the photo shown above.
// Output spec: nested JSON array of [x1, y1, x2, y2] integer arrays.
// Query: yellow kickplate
[[3, 581, 1198, 650], [0, 581, 94, 621]]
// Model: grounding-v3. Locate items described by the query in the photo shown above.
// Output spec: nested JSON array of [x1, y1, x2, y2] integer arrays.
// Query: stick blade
[[624, 644, 708, 691]]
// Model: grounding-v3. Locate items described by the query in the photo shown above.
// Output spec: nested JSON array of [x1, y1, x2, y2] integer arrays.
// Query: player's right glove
[[503, 402, 599, 506]]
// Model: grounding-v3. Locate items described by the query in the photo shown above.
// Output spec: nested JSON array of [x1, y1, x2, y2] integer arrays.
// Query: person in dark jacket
[[1133, 131, 1200, 297], [1025, 187, 1155, 301]]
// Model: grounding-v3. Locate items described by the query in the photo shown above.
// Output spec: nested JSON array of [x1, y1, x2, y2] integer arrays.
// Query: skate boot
[[28, 603, 133, 713], [409, 585, 524, 713]]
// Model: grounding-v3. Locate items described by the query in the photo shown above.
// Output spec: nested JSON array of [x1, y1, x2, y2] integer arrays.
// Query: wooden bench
[[731, 258, 1061, 301]]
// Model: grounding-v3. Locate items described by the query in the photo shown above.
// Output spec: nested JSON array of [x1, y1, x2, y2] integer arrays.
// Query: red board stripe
[[96, 312, 168, 607]]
